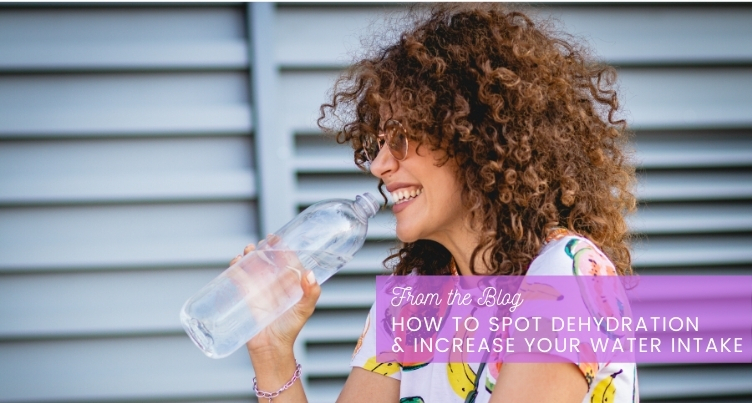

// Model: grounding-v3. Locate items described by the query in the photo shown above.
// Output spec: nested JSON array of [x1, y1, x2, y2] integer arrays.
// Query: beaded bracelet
[[253, 362, 302, 403]]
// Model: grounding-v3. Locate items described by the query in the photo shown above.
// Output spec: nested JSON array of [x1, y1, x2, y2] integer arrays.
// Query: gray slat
[[308, 379, 349, 403], [337, 242, 393, 275], [0, 42, 247, 71], [0, 72, 251, 137], [0, 202, 257, 272], [632, 236, 752, 267], [280, 70, 342, 134], [302, 309, 370, 343], [0, 269, 221, 339], [552, 6, 752, 65], [0, 336, 256, 402], [0, 170, 255, 205], [297, 173, 380, 206], [276, 6, 752, 68], [304, 365, 752, 403], [0, 137, 255, 174], [630, 203, 752, 235], [620, 68, 752, 130], [0, 136, 256, 204], [317, 275, 377, 309], [638, 172, 752, 202], [0, 7, 247, 71], [0, 4, 261, 403], [636, 136, 752, 169], [282, 68, 752, 137], [295, 134, 356, 173], [638, 365, 752, 400], [307, 342, 355, 378]]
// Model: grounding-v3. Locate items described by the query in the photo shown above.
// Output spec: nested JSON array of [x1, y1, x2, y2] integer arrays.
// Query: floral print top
[[350, 231, 639, 403]]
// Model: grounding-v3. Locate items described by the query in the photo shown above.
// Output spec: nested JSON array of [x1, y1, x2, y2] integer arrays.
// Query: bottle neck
[[353, 193, 379, 221]]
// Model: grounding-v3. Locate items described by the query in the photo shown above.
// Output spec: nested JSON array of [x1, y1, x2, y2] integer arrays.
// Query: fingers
[[244, 243, 256, 255], [230, 242, 258, 266], [294, 270, 322, 320]]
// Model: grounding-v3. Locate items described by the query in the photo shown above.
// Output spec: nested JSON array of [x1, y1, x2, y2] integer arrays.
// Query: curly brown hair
[[318, 4, 636, 276]]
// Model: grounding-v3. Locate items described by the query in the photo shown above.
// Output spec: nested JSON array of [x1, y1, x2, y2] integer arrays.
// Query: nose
[[369, 143, 398, 179]]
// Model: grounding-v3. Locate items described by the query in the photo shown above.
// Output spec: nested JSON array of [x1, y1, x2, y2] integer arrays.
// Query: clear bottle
[[180, 193, 380, 358]]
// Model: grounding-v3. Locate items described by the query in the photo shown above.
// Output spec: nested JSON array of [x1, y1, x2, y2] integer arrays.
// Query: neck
[[432, 226, 488, 276]]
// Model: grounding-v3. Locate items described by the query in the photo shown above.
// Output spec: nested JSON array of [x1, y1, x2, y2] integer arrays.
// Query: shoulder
[[528, 231, 616, 277]]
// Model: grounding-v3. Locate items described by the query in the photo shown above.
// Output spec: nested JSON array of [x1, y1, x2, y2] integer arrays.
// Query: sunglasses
[[360, 119, 410, 164]]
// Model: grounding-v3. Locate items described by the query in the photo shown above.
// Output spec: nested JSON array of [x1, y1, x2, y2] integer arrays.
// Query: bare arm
[[490, 357, 587, 403], [236, 243, 320, 403], [337, 367, 400, 403], [237, 243, 400, 403]]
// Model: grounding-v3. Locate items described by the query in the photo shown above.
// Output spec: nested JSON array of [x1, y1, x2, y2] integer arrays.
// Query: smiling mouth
[[390, 187, 423, 204]]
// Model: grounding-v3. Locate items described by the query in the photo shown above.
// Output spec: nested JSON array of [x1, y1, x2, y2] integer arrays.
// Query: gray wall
[[0, 3, 750, 402]]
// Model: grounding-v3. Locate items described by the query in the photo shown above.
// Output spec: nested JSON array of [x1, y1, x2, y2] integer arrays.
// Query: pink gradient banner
[[374, 275, 752, 364]]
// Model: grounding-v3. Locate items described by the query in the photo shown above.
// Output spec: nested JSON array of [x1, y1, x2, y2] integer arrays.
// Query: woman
[[237, 4, 637, 402]]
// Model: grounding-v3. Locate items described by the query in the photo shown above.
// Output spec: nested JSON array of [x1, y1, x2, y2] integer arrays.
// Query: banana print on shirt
[[350, 231, 638, 403]]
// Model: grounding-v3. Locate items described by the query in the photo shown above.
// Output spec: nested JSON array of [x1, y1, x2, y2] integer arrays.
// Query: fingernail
[[306, 271, 317, 285]]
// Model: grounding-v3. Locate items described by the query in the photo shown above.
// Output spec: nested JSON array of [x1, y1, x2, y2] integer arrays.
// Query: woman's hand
[[230, 243, 322, 356]]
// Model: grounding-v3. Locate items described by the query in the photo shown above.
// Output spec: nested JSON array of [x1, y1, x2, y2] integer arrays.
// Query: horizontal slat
[[302, 309, 370, 342], [0, 170, 255, 205], [297, 171, 752, 205], [632, 236, 752, 267], [338, 242, 393, 275], [0, 336, 256, 402], [638, 365, 752, 399], [295, 155, 357, 173], [0, 105, 252, 137], [304, 366, 752, 403], [0, 7, 247, 71], [0, 235, 257, 273], [0, 136, 256, 204], [295, 134, 356, 173], [307, 379, 348, 403], [307, 351, 752, 399], [0, 136, 255, 175], [638, 171, 752, 202], [0, 7, 245, 41], [0, 269, 222, 339], [283, 68, 752, 136], [554, 7, 752, 65], [0, 72, 251, 137], [0, 72, 249, 106], [297, 173, 380, 206], [0, 202, 256, 244], [0, 202, 258, 272], [307, 342, 355, 378], [629, 203, 752, 234], [635, 137, 752, 169], [295, 130, 752, 173], [0, 274, 378, 341], [0, 41, 247, 71], [621, 69, 752, 130], [317, 275, 376, 309], [366, 212, 398, 240], [281, 70, 341, 134], [276, 6, 752, 68]]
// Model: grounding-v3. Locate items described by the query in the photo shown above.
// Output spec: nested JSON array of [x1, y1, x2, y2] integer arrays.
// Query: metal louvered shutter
[[0, 4, 259, 401], [274, 4, 752, 403], [1, 3, 751, 403]]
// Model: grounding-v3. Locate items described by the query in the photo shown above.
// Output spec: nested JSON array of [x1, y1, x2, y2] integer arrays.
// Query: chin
[[395, 226, 420, 244]]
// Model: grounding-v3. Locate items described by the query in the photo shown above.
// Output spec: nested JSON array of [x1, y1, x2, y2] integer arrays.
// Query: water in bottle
[[181, 193, 380, 358]]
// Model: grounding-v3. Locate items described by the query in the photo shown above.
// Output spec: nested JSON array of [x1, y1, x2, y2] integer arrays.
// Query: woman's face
[[369, 120, 467, 245]]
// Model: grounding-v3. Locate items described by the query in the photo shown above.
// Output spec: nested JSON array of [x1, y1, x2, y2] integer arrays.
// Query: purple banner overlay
[[375, 275, 752, 364]]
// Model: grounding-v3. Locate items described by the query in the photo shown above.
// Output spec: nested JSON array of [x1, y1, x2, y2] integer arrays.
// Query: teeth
[[390, 188, 423, 204]]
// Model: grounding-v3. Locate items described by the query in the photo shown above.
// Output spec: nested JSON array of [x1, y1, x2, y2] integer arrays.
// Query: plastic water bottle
[[180, 193, 380, 359]]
